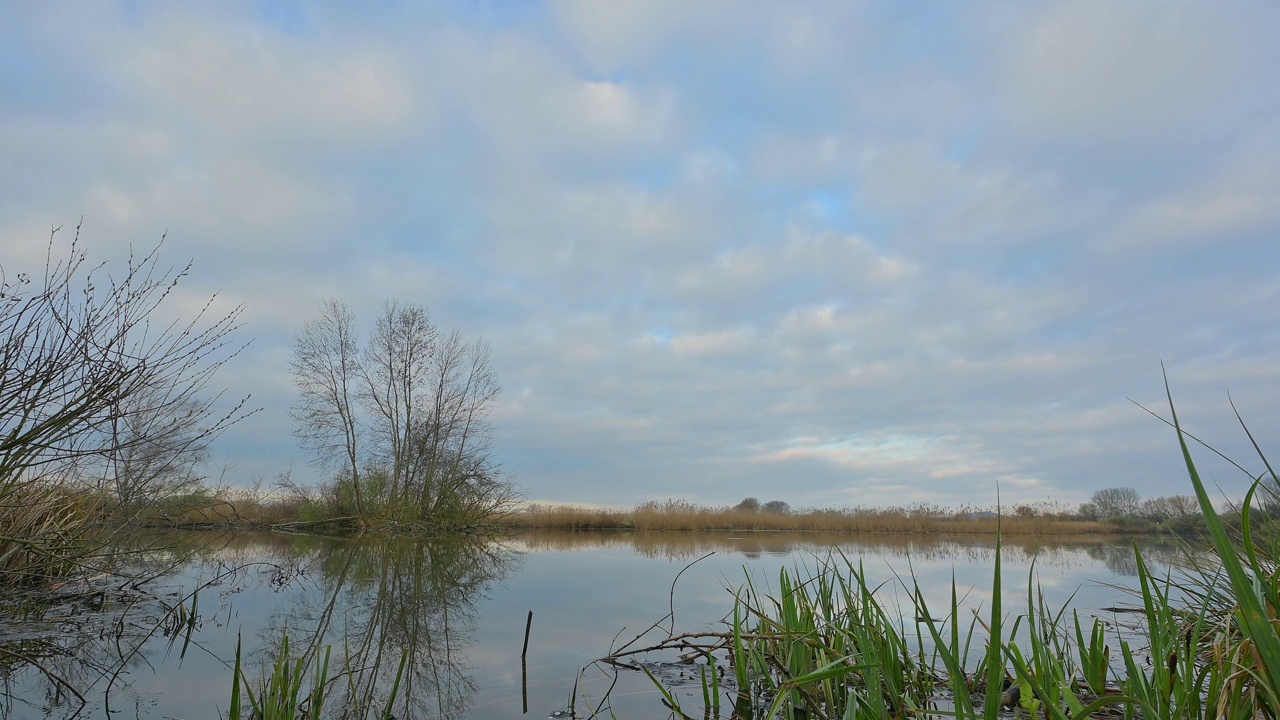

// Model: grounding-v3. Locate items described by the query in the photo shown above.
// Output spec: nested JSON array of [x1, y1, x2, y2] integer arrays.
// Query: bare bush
[[1, 224, 254, 581]]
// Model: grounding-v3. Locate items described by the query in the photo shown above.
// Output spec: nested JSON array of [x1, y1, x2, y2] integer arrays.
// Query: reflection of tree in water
[[1082, 539, 1183, 577], [264, 534, 518, 720], [0, 531, 516, 720], [1084, 544, 1141, 576], [517, 529, 1172, 573]]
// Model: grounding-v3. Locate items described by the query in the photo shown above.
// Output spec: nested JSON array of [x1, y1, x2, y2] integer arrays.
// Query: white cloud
[[1004, 0, 1264, 142], [749, 431, 1024, 505], [749, 132, 849, 186], [548, 0, 745, 75], [675, 226, 909, 323], [1104, 134, 1280, 252], [669, 327, 756, 358], [855, 139, 1074, 251], [3, 2, 1277, 508], [115, 13, 416, 143], [433, 32, 684, 174]]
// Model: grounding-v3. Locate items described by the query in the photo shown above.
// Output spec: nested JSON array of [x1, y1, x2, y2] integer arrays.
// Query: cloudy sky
[[3, 1, 1278, 510]]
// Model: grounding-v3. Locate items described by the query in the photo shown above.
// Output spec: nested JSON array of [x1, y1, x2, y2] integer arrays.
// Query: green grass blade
[[230, 632, 244, 720], [1165, 372, 1280, 702]]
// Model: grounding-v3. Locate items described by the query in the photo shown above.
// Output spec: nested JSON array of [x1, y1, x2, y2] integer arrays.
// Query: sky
[[3, 1, 1279, 510]]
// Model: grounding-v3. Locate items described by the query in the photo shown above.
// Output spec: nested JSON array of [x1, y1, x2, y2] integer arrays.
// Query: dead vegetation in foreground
[[496, 500, 1130, 535]]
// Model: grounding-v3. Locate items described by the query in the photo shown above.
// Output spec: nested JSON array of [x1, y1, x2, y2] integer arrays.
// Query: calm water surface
[[1, 530, 1181, 719]]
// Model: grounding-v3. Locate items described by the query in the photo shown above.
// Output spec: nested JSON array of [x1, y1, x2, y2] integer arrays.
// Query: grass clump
[[229, 631, 407, 720]]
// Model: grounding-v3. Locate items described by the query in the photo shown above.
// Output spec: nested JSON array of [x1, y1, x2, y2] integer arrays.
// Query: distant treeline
[[496, 487, 1245, 535], [495, 497, 1172, 535]]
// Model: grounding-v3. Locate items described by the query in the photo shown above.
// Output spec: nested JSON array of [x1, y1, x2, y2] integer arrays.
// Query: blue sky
[[3, 1, 1279, 509]]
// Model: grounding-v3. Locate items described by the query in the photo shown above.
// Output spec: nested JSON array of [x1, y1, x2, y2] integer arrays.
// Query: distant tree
[[1078, 502, 1100, 520], [108, 389, 212, 512], [762, 500, 791, 514], [1090, 487, 1141, 519], [1166, 495, 1199, 517], [1139, 495, 1199, 522], [734, 497, 760, 513], [1138, 496, 1170, 521]]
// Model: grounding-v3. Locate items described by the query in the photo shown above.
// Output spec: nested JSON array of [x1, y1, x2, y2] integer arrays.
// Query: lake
[[1, 530, 1182, 719]]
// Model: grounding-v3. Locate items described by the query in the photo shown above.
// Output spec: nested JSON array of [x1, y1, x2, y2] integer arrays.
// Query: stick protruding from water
[[521, 610, 533, 659]]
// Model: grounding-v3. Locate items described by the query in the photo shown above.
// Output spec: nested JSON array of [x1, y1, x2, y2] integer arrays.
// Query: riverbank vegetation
[[496, 490, 1229, 535], [32, 481, 1231, 538], [87, 485, 1222, 537], [499, 500, 1113, 534]]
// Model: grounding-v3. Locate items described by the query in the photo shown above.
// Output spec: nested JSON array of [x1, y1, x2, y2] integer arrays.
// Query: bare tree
[[2, 227, 250, 482], [1140, 494, 1200, 521], [1089, 487, 1141, 519], [762, 500, 791, 514], [734, 497, 761, 513], [360, 301, 435, 506], [289, 300, 516, 528], [409, 334, 511, 524], [1165, 494, 1200, 518], [289, 299, 366, 514]]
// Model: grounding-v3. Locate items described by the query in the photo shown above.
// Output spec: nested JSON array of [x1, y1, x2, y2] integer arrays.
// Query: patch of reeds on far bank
[[494, 500, 1147, 535]]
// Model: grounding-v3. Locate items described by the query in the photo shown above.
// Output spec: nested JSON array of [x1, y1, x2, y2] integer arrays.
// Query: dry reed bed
[[498, 500, 1123, 535]]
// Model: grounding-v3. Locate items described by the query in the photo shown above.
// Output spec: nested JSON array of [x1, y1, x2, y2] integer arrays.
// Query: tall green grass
[[228, 631, 407, 720], [626, 382, 1280, 719]]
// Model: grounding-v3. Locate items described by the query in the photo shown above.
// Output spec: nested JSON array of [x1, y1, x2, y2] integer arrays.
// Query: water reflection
[[1, 531, 518, 720], [0, 529, 1188, 719], [515, 529, 1183, 575], [227, 533, 518, 720], [0, 533, 266, 718]]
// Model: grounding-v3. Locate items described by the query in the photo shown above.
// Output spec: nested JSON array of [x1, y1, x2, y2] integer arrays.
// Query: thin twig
[[612, 551, 715, 656], [0, 646, 87, 709]]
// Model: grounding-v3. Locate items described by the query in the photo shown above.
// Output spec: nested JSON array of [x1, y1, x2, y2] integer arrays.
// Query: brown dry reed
[[498, 499, 1122, 535]]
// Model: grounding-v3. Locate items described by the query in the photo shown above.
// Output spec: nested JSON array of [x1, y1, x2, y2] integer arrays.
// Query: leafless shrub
[[1, 223, 255, 584]]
